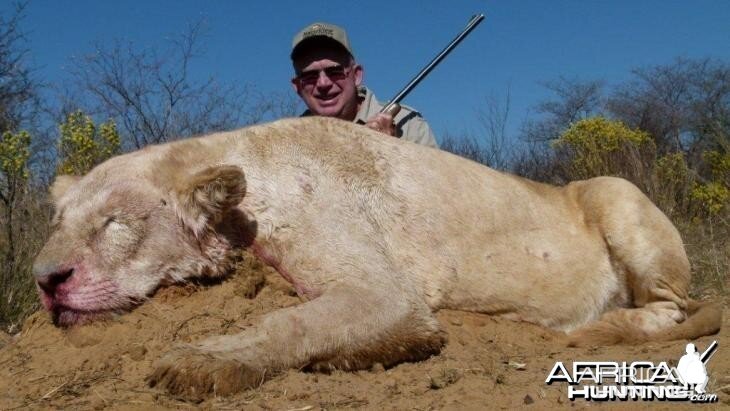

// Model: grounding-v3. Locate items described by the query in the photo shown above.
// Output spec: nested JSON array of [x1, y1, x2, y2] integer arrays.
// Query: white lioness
[[34, 117, 721, 397]]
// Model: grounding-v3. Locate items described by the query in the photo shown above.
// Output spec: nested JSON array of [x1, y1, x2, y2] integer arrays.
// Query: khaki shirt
[[354, 86, 438, 148], [301, 86, 439, 148]]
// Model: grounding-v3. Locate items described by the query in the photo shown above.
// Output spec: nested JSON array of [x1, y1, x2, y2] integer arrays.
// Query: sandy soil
[[1, 257, 728, 410]]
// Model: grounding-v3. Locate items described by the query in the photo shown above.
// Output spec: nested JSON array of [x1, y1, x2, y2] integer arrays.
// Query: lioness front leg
[[148, 282, 445, 398]]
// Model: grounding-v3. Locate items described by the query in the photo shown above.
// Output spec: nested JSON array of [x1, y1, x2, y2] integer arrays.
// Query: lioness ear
[[174, 165, 247, 237], [50, 175, 82, 203]]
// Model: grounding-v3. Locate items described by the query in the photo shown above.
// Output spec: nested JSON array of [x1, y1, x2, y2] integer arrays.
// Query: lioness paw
[[147, 346, 265, 399]]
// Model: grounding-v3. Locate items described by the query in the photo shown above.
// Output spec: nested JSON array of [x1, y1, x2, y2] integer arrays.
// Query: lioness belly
[[434, 224, 630, 331]]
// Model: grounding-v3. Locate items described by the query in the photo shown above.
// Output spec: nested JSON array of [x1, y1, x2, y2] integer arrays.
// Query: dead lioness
[[34, 116, 720, 397]]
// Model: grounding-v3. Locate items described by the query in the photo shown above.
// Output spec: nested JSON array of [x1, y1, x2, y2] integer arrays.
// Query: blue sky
[[5, 0, 730, 143]]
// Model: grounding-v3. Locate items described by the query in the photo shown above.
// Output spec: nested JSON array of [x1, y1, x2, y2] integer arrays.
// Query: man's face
[[292, 46, 363, 120]]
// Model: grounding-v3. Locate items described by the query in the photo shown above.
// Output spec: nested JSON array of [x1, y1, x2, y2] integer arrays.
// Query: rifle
[[380, 13, 486, 117]]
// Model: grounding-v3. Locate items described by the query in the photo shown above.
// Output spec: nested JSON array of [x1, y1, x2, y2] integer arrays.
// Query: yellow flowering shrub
[[691, 182, 729, 215], [57, 111, 120, 175], [654, 152, 690, 185], [554, 117, 655, 180], [0, 130, 31, 182], [690, 151, 730, 215]]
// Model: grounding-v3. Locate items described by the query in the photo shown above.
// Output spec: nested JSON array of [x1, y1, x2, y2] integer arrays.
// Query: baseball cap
[[291, 22, 354, 60]]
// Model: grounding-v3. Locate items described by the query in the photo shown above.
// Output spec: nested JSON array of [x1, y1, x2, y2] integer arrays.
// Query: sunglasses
[[295, 65, 351, 86]]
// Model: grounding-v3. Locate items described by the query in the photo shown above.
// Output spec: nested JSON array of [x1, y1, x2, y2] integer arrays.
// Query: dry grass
[[0, 190, 50, 332], [679, 215, 729, 298]]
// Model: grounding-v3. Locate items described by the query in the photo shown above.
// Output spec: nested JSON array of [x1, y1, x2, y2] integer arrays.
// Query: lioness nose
[[36, 268, 73, 294]]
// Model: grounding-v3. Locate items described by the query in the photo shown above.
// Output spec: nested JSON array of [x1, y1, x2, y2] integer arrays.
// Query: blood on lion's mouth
[[37, 279, 139, 326]]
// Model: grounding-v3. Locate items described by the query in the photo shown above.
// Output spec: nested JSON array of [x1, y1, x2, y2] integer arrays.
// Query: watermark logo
[[545, 341, 718, 403]]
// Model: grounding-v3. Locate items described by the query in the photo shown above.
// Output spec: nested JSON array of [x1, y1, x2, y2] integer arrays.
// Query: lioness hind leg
[[148, 282, 445, 399], [578, 177, 691, 305], [570, 177, 720, 346]]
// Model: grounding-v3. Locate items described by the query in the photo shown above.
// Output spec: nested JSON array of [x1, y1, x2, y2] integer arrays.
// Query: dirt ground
[[1, 257, 728, 410]]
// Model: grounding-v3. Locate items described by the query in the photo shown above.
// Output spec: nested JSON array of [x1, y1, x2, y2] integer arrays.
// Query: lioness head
[[33, 154, 248, 326]]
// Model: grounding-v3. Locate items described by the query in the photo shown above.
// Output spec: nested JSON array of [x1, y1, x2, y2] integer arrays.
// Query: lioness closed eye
[[33, 116, 721, 398]]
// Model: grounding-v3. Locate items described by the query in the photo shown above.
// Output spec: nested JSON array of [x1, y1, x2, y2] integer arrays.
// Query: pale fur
[[33, 116, 721, 399]]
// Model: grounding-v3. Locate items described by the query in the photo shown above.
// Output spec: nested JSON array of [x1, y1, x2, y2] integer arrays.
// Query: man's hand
[[365, 113, 397, 137]]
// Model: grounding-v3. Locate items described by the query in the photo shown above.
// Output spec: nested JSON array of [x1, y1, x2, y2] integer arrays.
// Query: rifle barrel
[[381, 13, 485, 113]]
